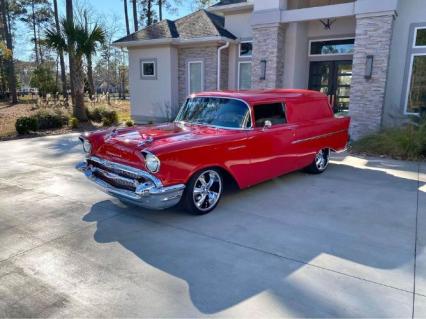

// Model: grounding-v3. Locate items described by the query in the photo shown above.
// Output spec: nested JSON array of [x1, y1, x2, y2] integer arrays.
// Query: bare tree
[[123, 0, 130, 35], [158, 0, 162, 21], [0, 0, 17, 104], [132, 0, 138, 31]]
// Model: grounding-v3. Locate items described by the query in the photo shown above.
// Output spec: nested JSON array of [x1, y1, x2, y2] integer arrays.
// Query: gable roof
[[114, 10, 236, 44], [212, 0, 248, 7]]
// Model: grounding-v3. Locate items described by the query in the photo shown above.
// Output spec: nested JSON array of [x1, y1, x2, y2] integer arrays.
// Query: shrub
[[15, 116, 38, 135], [352, 119, 426, 160], [101, 110, 118, 127], [87, 106, 106, 122], [35, 110, 68, 130], [125, 119, 134, 127], [69, 117, 79, 129]]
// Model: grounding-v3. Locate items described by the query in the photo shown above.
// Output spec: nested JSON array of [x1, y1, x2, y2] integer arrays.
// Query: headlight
[[82, 139, 92, 154], [144, 152, 160, 173]]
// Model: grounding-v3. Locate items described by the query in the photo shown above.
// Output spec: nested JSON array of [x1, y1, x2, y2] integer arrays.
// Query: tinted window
[[240, 42, 252, 57], [176, 97, 251, 128], [416, 28, 426, 47], [254, 103, 286, 127]]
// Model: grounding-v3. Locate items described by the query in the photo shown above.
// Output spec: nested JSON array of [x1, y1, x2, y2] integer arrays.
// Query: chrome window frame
[[174, 96, 253, 131]]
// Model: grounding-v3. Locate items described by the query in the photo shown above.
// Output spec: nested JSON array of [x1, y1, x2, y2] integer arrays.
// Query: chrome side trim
[[89, 156, 162, 187], [292, 129, 347, 145]]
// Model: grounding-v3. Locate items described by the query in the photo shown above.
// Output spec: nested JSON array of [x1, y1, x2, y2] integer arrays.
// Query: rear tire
[[305, 148, 330, 174], [183, 168, 223, 215]]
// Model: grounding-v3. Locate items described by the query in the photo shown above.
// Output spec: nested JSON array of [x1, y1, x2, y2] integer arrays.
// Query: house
[[113, 0, 426, 139]]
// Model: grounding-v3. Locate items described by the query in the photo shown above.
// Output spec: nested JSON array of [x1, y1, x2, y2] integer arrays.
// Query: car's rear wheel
[[305, 148, 330, 174], [183, 168, 223, 215]]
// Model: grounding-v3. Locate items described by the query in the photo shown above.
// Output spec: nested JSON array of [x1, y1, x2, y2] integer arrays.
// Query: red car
[[77, 89, 350, 215]]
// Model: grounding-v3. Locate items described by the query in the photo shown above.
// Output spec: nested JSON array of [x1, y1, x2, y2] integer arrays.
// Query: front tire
[[305, 148, 330, 174], [183, 168, 223, 215]]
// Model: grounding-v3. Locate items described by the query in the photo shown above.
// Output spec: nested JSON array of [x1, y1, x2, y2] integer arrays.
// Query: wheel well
[[191, 166, 240, 192]]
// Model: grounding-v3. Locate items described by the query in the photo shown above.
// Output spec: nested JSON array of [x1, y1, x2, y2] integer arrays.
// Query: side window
[[253, 103, 286, 127]]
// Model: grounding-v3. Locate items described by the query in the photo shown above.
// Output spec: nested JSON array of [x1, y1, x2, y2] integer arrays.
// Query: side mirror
[[263, 120, 272, 130]]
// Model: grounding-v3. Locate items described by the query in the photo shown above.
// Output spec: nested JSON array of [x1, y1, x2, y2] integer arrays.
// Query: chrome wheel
[[315, 149, 330, 171], [192, 170, 222, 212]]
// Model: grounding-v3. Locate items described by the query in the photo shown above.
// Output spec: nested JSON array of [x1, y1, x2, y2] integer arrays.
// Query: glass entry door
[[308, 60, 352, 114]]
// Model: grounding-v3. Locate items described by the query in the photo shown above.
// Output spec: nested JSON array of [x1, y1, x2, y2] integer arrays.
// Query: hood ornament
[[138, 135, 154, 147]]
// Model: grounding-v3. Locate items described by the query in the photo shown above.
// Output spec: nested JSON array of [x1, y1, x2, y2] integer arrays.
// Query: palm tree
[[45, 19, 106, 121]]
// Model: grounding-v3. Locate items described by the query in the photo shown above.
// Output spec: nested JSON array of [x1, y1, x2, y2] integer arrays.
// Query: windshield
[[175, 97, 251, 129]]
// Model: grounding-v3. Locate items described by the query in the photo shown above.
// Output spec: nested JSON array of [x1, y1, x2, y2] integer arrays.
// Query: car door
[[245, 102, 298, 185]]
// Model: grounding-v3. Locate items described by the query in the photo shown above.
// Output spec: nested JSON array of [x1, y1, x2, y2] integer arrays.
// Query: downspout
[[217, 41, 230, 91]]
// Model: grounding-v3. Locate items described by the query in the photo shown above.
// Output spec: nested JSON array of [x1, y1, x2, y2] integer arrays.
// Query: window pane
[[239, 63, 252, 90], [407, 55, 426, 113], [143, 63, 155, 76], [176, 97, 250, 128], [416, 28, 426, 47], [310, 39, 354, 55], [254, 103, 286, 127], [240, 42, 252, 57], [189, 62, 202, 94]]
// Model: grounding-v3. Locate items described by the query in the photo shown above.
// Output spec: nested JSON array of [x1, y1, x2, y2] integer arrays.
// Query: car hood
[[92, 122, 234, 165]]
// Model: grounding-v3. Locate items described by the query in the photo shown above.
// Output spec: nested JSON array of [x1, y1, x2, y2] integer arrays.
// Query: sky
[[14, 0, 195, 61]]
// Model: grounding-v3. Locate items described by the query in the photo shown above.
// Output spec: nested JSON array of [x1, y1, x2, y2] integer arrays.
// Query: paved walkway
[[0, 133, 425, 317]]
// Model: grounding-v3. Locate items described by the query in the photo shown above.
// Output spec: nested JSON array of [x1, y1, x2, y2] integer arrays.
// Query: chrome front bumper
[[76, 157, 185, 210]]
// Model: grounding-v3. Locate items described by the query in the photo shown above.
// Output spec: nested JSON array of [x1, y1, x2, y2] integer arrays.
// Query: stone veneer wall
[[349, 14, 395, 140], [178, 46, 228, 105], [251, 24, 286, 89]]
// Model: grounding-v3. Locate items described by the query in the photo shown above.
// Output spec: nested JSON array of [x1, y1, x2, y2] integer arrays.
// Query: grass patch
[[352, 119, 426, 161]]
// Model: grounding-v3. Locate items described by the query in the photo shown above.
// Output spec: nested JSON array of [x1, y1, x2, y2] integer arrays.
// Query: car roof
[[191, 89, 326, 103]]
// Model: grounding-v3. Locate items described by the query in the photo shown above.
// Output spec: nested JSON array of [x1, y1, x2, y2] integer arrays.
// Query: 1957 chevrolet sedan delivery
[[76, 89, 350, 215]]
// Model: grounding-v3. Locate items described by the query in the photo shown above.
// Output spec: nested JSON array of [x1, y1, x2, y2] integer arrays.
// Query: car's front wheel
[[183, 168, 223, 215], [305, 148, 330, 174]]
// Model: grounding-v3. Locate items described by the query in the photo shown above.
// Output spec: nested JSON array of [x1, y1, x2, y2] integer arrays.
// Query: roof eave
[[208, 2, 253, 13], [113, 36, 237, 48]]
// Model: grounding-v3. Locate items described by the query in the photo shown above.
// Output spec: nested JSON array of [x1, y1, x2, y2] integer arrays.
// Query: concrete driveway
[[0, 133, 425, 317]]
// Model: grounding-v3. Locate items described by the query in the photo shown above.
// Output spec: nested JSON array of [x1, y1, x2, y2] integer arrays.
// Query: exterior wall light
[[260, 59, 267, 80], [365, 55, 374, 79]]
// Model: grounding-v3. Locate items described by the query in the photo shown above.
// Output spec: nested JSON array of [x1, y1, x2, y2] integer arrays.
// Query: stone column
[[349, 13, 395, 140], [251, 23, 286, 89]]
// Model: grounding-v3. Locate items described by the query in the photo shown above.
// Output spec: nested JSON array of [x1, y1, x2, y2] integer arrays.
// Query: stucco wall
[[128, 46, 177, 123], [383, 0, 426, 126], [224, 11, 253, 39]]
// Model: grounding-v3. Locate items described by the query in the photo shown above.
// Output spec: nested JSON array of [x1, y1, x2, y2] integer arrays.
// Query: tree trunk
[[132, 0, 138, 31], [1, 0, 17, 104], [66, 0, 76, 107], [36, 23, 44, 64], [123, 0, 130, 35], [53, 0, 67, 97], [84, 12, 95, 99], [31, 1, 39, 65], [158, 0, 162, 21], [72, 57, 87, 121], [147, 0, 152, 26]]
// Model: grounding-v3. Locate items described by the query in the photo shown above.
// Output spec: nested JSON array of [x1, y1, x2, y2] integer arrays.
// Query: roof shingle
[[212, 0, 248, 7], [114, 10, 236, 44]]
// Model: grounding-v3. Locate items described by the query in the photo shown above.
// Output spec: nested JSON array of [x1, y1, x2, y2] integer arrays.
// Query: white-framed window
[[238, 61, 252, 90], [308, 37, 355, 57], [239, 41, 253, 58], [187, 61, 204, 95], [404, 53, 426, 114], [413, 27, 426, 48], [140, 59, 157, 79]]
